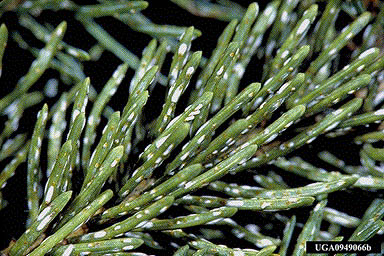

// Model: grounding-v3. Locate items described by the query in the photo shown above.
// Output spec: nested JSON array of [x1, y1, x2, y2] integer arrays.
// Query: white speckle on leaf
[[359, 48, 376, 59], [37, 214, 51, 231], [297, 19, 310, 35], [94, 230, 107, 238], [178, 43, 187, 55], [45, 186, 54, 203], [226, 200, 244, 207], [62, 245, 74, 256]]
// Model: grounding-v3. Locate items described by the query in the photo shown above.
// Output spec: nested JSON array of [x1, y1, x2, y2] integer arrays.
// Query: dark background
[[0, 0, 382, 254]]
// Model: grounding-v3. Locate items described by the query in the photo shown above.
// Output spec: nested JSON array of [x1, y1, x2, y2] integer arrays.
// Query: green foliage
[[0, 0, 384, 255]]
